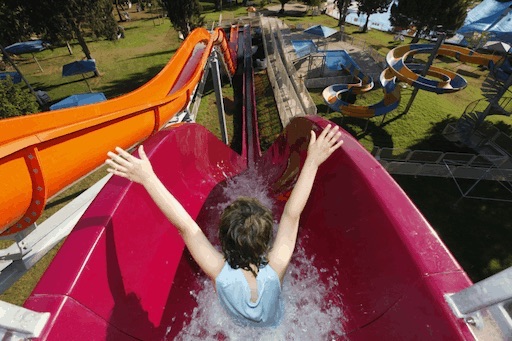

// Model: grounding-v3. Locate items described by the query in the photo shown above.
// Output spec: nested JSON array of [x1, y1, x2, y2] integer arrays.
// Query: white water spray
[[174, 166, 346, 339]]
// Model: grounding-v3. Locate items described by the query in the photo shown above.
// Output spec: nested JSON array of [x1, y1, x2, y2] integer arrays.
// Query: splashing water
[[217, 167, 275, 214], [174, 246, 346, 340], [205, 167, 276, 242], [173, 168, 346, 340]]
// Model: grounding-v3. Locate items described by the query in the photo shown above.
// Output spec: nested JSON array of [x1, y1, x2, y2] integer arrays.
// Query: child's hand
[[106, 145, 155, 185], [306, 124, 343, 167]]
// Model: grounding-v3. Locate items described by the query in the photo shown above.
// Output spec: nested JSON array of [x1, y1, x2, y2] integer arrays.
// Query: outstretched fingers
[[330, 138, 344, 154], [105, 159, 127, 172], [326, 127, 340, 144], [317, 124, 332, 141], [105, 145, 154, 184], [106, 147, 138, 178], [138, 145, 148, 161], [115, 146, 136, 162], [107, 150, 131, 168]]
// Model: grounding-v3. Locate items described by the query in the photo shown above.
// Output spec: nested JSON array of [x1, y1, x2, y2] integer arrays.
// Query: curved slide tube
[[0, 27, 237, 236], [25, 116, 476, 339], [323, 67, 400, 118], [387, 44, 502, 92], [323, 43, 504, 118]]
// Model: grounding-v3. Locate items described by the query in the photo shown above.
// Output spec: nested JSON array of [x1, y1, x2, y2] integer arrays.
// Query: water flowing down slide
[[24, 28, 476, 338], [323, 43, 504, 118]]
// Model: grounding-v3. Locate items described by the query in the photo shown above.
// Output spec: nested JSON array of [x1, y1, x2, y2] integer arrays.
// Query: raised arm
[[106, 145, 224, 280], [268, 124, 343, 281]]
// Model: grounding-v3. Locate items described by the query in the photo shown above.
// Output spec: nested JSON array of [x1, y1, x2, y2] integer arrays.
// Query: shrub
[[0, 76, 38, 119]]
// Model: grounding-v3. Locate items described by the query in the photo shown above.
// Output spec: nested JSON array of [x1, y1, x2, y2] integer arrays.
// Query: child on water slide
[[105, 124, 343, 327]]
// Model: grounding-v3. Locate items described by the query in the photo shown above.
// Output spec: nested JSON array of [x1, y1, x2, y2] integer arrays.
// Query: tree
[[0, 0, 32, 46], [162, 0, 204, 38], [356, 0, 393, 33], [0, 76, 38, 119], [29, 0, 117, 59], [390, 0, 469, 43], [335, 0, 352, 26], [304, 0, 323, 7], [279, 0, 290, 14], [0, 0, 118, 76]]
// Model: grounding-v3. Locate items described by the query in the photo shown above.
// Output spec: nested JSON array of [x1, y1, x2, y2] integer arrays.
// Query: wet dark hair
[[219, 197, 274, 277]]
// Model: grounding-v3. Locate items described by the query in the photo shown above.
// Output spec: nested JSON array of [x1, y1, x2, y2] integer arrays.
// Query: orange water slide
[[0, 27, 237, 236]]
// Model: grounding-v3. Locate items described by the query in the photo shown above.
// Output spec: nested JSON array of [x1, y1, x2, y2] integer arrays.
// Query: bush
[[0, 77, 39, 119]]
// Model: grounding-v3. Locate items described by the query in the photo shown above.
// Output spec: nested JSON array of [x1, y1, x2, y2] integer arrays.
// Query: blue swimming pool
[[289, 43, 362, 72], [291, 40, 318, 58], [324, 50, 361, 71]]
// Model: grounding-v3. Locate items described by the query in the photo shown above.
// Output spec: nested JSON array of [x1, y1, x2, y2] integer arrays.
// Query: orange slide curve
[[0, 27, 237, 236]]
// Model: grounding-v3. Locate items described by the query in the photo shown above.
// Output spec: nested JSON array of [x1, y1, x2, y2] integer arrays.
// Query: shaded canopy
[[62, 60, 97, 77], [50, 92, 106, 110], [4, 40, 46, 54], [304, 25, 338, 38], [483, 40, 511, 53], [0, 72, 21, 83], [457, 0, 512, 44]]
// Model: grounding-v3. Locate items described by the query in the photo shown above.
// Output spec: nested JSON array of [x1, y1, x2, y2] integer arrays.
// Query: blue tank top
[[215, 262, 284, 327]]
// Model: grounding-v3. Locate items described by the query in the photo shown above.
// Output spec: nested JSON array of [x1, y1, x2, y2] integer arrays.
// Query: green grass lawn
[[1, 1, 511, 306]]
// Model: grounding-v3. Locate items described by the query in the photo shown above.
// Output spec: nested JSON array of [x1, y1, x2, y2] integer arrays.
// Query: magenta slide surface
[[25, 115, 474, 339]]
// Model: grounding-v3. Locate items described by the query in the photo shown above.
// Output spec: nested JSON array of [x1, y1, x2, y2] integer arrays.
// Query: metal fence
[[444, 117, 512, 158], [272, 19, 317, 115], [338, 33, 387, 66], [298, 32, 386, 89], [372, 147, 512, 181], [260, 17, 317, 126]]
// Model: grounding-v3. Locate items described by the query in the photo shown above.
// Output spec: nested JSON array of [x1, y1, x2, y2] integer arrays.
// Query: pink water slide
[[23, 114, 475, 339]]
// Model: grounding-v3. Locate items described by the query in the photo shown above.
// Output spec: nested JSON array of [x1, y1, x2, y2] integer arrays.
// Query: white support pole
[[447, 267, 512, 316], [0, 300, 50, 339], [446, 267, 512, 336], [32, 53, 43, 72], [210, 50, 229, 145], [0, 174, 111, 293]]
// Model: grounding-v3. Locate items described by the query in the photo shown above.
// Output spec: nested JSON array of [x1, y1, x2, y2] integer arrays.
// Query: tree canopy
[[0, 0, 118, 68], [304, 0, 323, 7], [0, 0, 32, 46], [28, 0, 117, 60], [356, 0, 393, 32], [0, 76, 38, 119], [390, 0, 469, 42], [279, 0, 290, 14], [335, 0, 352, 26], [162, 0, 204, 38]]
